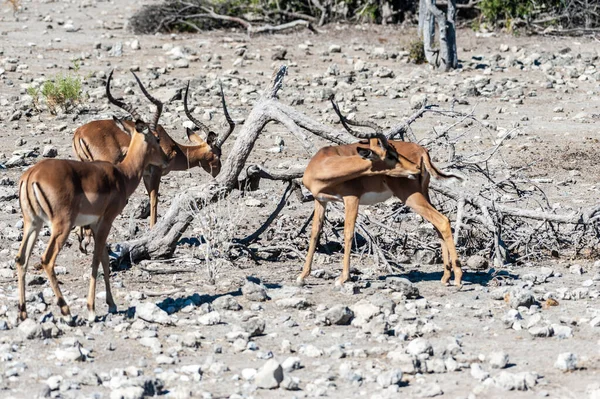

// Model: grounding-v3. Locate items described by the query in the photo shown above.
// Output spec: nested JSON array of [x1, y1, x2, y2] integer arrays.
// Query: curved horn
[[105, 70, 142, 121], [183, 81, 211, 136], [131, 70, 163, 133], [330, 98, 389, 149], [214, 82, 235, 148]]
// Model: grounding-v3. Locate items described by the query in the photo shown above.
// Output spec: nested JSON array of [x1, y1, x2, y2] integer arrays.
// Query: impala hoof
[[87, 311, 96, 323], [108, 305, 117, 314], [60, 315, 75, 327], [296, 277, 306, 287]]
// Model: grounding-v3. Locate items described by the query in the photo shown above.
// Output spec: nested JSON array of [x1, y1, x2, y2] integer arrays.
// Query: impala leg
[[297, 200, 327, 285], [337, 196, 359, 287], [15, 220, 42, 320], [40, 225, 72, 320], [405, 192, 462, 287], [143, 166, 161, 228], [87, 223, 111, 322], [100, 243, 117, 314]]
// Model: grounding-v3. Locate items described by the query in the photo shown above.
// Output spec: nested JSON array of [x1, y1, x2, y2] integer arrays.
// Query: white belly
[[359, 189, 393, 205], [74, 214, 100, 226]]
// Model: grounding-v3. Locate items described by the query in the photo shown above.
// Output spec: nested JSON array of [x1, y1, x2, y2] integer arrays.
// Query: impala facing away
[[15, 71, 169, 322], [73, 78, 235, 227], [298, 101, 464, 288]]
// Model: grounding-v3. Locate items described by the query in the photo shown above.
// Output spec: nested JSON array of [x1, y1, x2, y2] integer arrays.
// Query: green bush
[[479, 0, 562, 24], [408, 38, 426, 64], [36, 74, 82, 114]]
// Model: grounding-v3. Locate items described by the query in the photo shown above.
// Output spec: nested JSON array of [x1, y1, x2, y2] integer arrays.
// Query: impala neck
[[172, 142, 210, 171], [118, 132, 149, 197]]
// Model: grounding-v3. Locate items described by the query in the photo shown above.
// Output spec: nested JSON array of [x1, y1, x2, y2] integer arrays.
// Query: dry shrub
[[192, 193, 248, 284]]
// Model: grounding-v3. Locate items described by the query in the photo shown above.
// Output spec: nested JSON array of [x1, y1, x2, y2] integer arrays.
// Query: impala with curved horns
[[298, 100, 464, 288], [73, 76, 235, 228], [16, 70, 169, 322]]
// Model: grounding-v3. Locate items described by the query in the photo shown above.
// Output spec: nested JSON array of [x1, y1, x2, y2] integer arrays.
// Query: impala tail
[[421, 152, 465, 185]]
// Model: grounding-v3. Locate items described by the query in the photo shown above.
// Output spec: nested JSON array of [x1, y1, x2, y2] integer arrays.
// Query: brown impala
[[73, 76, 235, 228], [16, 70, 169, 322], [298, 100, 464, 288]]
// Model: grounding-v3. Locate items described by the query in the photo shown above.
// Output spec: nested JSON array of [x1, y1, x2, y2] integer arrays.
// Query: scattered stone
[[281, 357, 302, 372], [18, 319, 42, 340], [376, 369, 403, 388], [276, 297, 311, 309], [414, 383, 443, 397], [466, 255, 488, 270], [470, 363, 489, 381], [385, 277, 420, 298], [212, 295, 241, 311], [329, 44, 342, 53], [406, 338, 433, 356], [554, 352, 577, 371], [241, 318, 266, 337], [241, 278, 268, 302], [136, 302, 172, 325], [493, 371, 538, 391], [271, 48, 287, 61], [255, 359, 284, 389], [489, 352, 509, 369], [505, 287, 535, 309], [321, 305, 354, 325], [410, 93, 427, 110], [42, 145, 58, 158], [198, 311, 221, 326]]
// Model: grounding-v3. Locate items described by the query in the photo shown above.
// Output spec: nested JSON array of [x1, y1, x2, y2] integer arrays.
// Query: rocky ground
[[0, 1, 600, 398]]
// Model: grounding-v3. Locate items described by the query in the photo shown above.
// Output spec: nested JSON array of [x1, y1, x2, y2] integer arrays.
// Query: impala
[[298, 100, 464, 288], [73, 77, 235, 228], [15, 70, 169, 322]]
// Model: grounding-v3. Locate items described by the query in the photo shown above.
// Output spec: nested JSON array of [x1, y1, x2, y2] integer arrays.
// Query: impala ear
[[206, 131, 218, 147], [186, 127, 207, 145], [357, 147, 377, 161]]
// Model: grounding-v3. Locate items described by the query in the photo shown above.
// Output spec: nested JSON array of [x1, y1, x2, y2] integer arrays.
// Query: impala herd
[[15, 70, 463, 323]]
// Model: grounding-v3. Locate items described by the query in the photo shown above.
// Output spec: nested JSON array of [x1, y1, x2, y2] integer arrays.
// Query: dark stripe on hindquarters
[[33, 182, 54, 219], [80, 138, 95, 161], [23, 176, 36, 218]]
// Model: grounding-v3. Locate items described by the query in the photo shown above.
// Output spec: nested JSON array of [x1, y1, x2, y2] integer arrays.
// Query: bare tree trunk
[[420, 0, 458, 71]]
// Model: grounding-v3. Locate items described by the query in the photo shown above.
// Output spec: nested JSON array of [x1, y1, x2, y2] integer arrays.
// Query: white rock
[[198, 311, 221, 325], [255, 359, 283, 389], [136, 302, 172, 325], [590, 316, 600, 328], [470, 363, 489, 381], [241, 368, 257, 380], [376, 369, 403, 388], [406, 338, 433, 356], [281, 356, 302, 372], [299, 344, 323, 358], [555, 352, 577, 371], [18, 319, 42, 339], [489, 352, 509, 369]]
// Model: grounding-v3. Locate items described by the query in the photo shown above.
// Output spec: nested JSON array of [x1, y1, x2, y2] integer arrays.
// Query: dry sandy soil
[[0, 1, 600, 399]]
